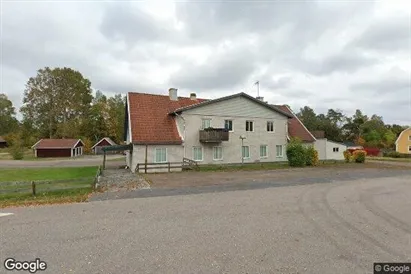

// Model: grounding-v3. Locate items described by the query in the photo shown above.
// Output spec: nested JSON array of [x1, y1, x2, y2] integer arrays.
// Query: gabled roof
[[395, 127, 411, 144], [32, 139, 84, 149], [91, 137, 117, 149], [0, 136, 6, 143], [172, 92, 293, 118], [127, 92, 207, 144], [272, 105, 316, 143], [311, 130, 325, 139]]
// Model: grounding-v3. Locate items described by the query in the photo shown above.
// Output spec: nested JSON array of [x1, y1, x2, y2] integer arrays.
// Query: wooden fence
[[135, 157, 199, 173], [0, 177, 95, 197]]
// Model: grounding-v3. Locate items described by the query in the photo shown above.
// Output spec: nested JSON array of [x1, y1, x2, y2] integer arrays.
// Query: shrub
[[82, 137, 93, 154], [10, 142, 24, 160], [286, 139, 307, 167], [305, 146, 319, 166], [343, 150, 351, 163], [352, 150, 367, 163], [384, 151, 402, 158]]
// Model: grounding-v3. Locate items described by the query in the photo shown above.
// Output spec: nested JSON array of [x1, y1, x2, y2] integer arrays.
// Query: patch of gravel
[[96, 169, 150, 192]]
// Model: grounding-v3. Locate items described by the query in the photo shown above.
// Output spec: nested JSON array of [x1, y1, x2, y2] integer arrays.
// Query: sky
[[1, 0, 410, 125]]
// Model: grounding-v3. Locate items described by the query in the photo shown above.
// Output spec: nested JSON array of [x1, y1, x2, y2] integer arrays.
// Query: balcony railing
[[199, 128, 229, 143]]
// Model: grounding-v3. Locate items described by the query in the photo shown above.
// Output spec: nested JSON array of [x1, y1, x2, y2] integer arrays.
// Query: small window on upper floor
[[409, 145, 411, 152], [267, 121, 274, 132], [333, 147, 339, 152], [246, 121, 254, 132], [409, 135, 411, 141], [224, 120, 233, 131], [201, 119, 211, 129]]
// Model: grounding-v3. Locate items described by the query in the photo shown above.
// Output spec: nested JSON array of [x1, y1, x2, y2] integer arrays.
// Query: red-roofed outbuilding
[[32, 139, 84, 158]]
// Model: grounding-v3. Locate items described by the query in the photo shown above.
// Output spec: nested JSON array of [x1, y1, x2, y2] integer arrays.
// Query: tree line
[[1, 67, 125, 152], [1, 66, 408, 152], [296, 106, 406, 149]]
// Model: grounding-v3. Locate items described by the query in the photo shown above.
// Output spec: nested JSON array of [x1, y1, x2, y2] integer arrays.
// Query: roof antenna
[[254, 81, 260, 97]]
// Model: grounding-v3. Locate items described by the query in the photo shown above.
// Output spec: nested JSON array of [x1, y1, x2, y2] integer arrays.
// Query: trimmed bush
[[352, 150, 367, 163], [305, 146, 319, 166], [286, 139, 307, 167], [343, 150, 351, 163], [10, 143, 24, 160], [383, 151, 411, 158]]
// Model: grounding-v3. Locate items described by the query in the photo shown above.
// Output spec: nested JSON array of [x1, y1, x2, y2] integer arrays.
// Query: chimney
[[169, 88, 178, 101], [190, 93, 197, 100], [256, 96, 264, 102]]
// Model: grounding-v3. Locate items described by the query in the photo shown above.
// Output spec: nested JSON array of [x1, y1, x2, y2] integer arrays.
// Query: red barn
[[32, 139, 84, 158], [91, 137, 117, 154]]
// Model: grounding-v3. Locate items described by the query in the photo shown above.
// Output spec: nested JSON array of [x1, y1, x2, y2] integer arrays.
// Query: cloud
[[350, 15, 411, 52], [1, 0, 409, 125]]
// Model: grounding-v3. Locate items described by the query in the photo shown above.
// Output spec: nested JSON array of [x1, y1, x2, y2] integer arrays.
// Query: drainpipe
[[173, 112, 186, 158]]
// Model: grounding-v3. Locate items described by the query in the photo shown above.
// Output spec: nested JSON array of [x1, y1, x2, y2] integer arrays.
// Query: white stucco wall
[[131, 144, 184, 173], [314, 139, 347, 160], [177, 96, 289, 164]]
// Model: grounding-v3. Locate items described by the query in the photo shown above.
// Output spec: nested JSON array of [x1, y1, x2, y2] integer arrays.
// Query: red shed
[[91, 137, 117, 154], [32, 139, 84, 158]]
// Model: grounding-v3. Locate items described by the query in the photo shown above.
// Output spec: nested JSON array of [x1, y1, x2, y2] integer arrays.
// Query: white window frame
[[246, 120, 254, 132], [193, 146, 203, 162], [242, 146, 250, 159], [276, 145, 283, 158], [260, 145, 268, 158], [213, 146, 223, 161], [267, 121, 274, 132], [224, 120, 233, 132], [154, 148, 167, 163], [201, 118, 211, 129]]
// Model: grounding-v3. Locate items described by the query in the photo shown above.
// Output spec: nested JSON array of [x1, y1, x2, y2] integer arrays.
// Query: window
[[260, 145, 268, 158], [213, 146, 223, 160], [224, 120, 233, 131], [242, 146, 250, 159], [409, 136, 411, 141], [276, 145, 283, 157], [409, 146, 411, 152], [193, 146, 203, 161], [333, 147, 339, 152], [267, 121, 274, 132], [246, 121, 254, 132], [201, 119, 211, 129], [154, 148, 167, 163]]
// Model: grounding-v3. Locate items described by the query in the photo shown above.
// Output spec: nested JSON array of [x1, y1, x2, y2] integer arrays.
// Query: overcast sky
[[1, 0, 410, 125]]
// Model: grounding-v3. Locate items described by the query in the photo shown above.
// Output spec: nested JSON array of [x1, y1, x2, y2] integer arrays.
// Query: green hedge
[[383, 151, 411, 158], [286, 141, 306, 167]]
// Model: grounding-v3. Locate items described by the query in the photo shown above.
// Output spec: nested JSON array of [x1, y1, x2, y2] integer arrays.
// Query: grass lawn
[[0, 166, 97, 182], [367, 157, 411, 162], [195, 160, 346, 172], [0, 166, 97, 208]]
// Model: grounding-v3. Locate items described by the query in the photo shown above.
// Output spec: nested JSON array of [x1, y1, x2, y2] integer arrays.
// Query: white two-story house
[[124, 88, 293, 172]]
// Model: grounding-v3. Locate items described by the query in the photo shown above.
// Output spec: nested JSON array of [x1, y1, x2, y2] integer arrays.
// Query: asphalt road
[[1, 173, 411, 274], [0, 155, 124, 168]]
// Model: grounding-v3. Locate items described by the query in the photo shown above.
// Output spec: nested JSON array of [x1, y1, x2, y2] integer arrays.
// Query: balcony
[[199, 128, 229, 143]]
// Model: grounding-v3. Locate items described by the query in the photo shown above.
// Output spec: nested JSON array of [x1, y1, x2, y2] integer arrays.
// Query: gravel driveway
[[1, 169, 410, 273]]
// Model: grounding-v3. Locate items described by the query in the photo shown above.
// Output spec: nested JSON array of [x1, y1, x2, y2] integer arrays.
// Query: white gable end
[[182, 96, 286, 119]]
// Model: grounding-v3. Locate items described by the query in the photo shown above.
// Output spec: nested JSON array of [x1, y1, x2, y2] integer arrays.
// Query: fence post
[[31, 181, 36, 196], [168, 162, 171, 172]]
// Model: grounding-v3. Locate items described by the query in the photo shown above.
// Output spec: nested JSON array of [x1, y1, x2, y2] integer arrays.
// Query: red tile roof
[[128, 93, 207, 144], [273, 105, 316, 143], [32, 139, 83, 149]]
